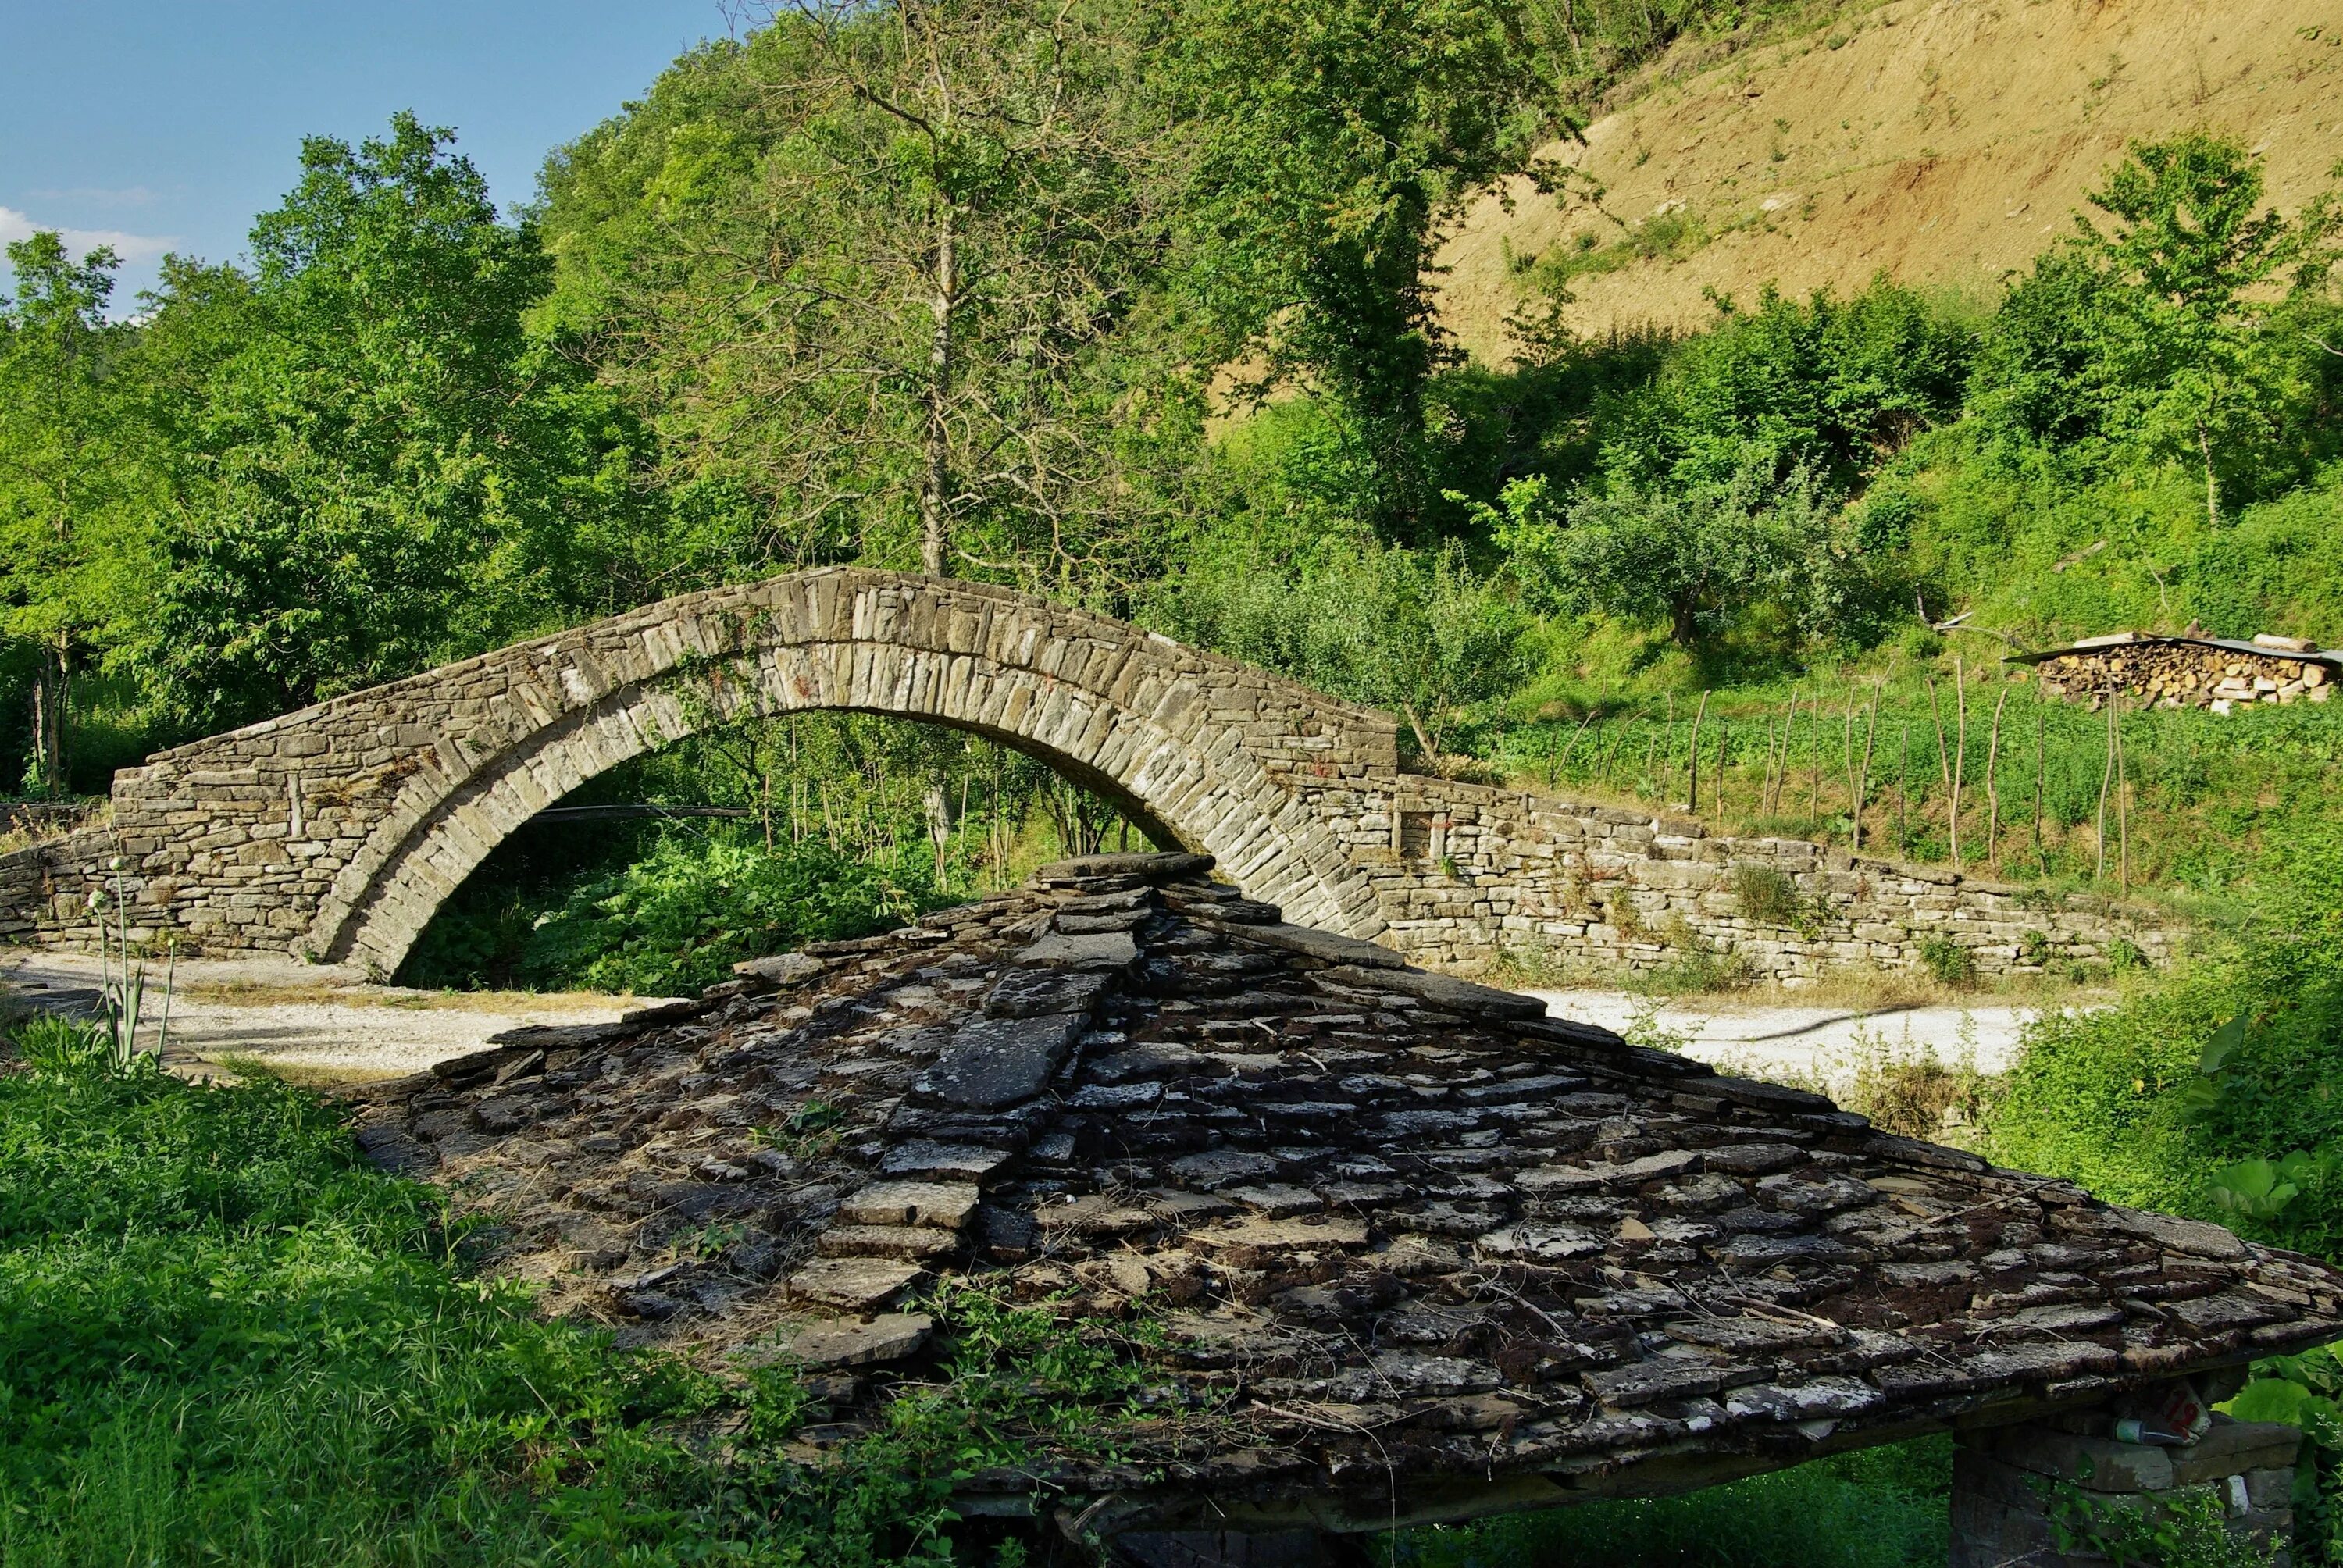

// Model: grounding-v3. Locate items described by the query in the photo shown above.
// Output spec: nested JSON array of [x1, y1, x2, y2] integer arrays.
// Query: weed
[[1917, 934, 1977, 988], [1731, 863, 1821, 935]]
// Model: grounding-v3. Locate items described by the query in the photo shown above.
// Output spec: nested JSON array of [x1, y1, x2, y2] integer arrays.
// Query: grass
[[1396, 1438, 1952, 1568], [0, 1016, 1163, 1567]]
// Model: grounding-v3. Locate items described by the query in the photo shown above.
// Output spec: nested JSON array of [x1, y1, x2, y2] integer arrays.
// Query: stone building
[[350, 851, 2341, 1566]]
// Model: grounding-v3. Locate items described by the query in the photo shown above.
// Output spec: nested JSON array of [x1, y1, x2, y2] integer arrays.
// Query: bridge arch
[[66, 570, 1396, 974]]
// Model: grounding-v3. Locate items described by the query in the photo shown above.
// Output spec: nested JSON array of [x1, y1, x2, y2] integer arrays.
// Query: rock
[[1015, 930, 1141, 971], [986, 966, 1112, 1018], [787, 1257, 925, 1310], [919, 1012, 1089, 1109], [786, 1313, 935, 1368], [1314, 964, 1546, 1019], [816, 1224, 965, 1260], [840, 1181, 983, 1229], [1036, 851, 1214, 884], [733, 951, 829, 988], [1223, 921, 1406, 969], [879, 1141, 1015, 1181], [1475, 1222, 1607, 1260]]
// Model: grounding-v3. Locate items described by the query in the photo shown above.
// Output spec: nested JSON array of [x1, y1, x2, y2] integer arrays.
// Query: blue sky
[[2, 1, 728, 305]]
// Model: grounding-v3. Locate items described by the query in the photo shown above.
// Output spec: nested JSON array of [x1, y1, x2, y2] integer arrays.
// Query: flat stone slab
[[919, 1012, 1087, 1109], [732, 951, 829, 988], [1015, 931, 1140, 971], [1224, 921, 1405, 969], [1036, 851, 1214, 884], [986, 966, 1112, 1018], [1314, 964, 1546, 1019], [786, 1313, 934, 1368], [840, 1180, 983, 1229], [879, 1140, 1015, 1181], [786, 1256, 924, 1310]]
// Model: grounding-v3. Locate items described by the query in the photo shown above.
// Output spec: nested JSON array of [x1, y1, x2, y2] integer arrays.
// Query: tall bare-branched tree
[[543, 0, 1181, 589]]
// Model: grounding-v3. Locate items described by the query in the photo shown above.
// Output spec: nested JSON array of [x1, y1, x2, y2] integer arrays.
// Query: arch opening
[[393, 707, 1168, 996]]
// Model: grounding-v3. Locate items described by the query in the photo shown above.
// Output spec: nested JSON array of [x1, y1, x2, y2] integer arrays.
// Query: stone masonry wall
[[0, 569, 2178, 984], [1301, 774, 2173, 983]]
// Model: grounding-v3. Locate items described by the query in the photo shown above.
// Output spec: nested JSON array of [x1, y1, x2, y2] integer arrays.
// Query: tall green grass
[[0, 1028, 1148, 1566]]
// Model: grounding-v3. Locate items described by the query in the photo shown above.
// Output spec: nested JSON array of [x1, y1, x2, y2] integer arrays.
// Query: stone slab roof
[[352, 852, 2343, 1534]]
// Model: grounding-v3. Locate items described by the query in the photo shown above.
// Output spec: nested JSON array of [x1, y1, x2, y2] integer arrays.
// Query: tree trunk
[[2196, 419, 2220, 531], [920, 201, 959, 578], [28, 641, 69, 797]]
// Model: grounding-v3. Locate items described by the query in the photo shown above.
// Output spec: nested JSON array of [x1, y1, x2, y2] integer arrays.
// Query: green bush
[[1916, 934, 1977, 989], [1396, 1438, 1950, 1568]]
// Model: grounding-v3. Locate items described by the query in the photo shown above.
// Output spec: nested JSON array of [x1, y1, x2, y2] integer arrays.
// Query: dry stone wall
[[0, 569, 2174, 983], [1300, 775, 2171, 982]]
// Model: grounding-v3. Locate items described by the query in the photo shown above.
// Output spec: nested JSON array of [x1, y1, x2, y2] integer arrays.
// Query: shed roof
[[2008, 632, 2343, 669], [357, 853, 2343, 1534]]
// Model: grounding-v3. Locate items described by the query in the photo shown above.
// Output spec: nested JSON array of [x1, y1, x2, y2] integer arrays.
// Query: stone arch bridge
[[2, 569, 2163, 982]]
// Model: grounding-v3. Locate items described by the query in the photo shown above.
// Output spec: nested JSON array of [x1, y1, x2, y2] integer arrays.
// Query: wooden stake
[[1854, 683, 1879, 853], [1951, 657, 1967, 867], [1898, 721, 1910, 848], [1806, 691, 1823, 831], [2032, 693, 2047, 877], [1927, 678, 1952, 859], [1557, 708, 1598, 786], [2095, 687, 2116, 883], [1985, 685, 2008, 876], [2113, 690, 2130, 895], [1687, 690, 1710, 814]]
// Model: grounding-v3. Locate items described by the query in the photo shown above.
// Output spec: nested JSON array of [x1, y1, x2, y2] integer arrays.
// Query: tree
[[1492, 461, 1866, 651], [1972, 135, 2342, 523], [140, 113, 654, 729], [1164, 0, 1549, 536], [539, 0, 1175, 590], [0, 233, 155, 793]]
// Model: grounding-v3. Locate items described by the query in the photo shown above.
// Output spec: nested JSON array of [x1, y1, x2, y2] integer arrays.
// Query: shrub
[[1916, 933, 1977, 988], [1730, 863, 1818, 933]]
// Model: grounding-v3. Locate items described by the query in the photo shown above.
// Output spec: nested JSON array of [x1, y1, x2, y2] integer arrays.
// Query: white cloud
[[0, 206, 177, 264]]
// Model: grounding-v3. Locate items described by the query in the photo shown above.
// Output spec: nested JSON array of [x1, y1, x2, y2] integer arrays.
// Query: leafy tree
[[1492, 460, 1867, 650], [1971, 134, 2343, 525], [1593, 279, 1975, 497], [139, 114, 654, 729], [1153, 532, 1530, 758], [1164, 0, 1549, 536], [0, 234, 155, 793], [539, 0, 1176, 590]]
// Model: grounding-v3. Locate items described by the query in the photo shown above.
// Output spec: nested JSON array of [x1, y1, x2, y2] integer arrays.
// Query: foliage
[[1149, 524, 1532, 757], [1985, 823, 2343, 1249], [1164, 0, 1551, 533], [0, 233, 157, 793], [1396, 1436, 1950, 1568], [135, 113, 658, 732], [538, 0, 1179, 589], [1492, 458, 1873, 651], [0, 1035, 1161, 1565], [1969, 134, 2343, 519]]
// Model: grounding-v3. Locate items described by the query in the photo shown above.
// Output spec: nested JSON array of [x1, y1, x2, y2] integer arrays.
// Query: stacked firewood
[[2033, 634, 2334, 713]]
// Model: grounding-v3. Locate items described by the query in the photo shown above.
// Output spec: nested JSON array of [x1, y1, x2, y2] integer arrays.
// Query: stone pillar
[[1952, 1413, 2302, 1568]]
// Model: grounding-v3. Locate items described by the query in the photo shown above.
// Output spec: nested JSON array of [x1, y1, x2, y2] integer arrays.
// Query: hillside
[[1436, 0, 2343, 360]]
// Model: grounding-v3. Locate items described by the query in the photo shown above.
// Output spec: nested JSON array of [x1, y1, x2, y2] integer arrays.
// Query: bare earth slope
[[1437, 0, 2343, 359]]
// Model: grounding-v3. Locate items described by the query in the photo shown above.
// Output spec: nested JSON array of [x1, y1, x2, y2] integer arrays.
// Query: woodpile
[[2028, 633, 2334, 714]]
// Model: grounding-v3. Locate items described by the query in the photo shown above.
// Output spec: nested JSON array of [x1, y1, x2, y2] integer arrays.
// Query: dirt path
[[3, 946, 2067, 1092], [0, 949, 669, 1082], [1525, 987, 2070, 1089]]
